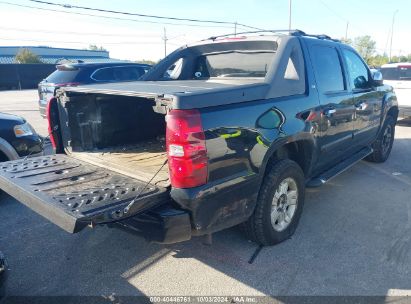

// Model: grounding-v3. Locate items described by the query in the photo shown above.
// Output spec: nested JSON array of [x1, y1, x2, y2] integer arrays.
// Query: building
[[0, 46, 121, 64]]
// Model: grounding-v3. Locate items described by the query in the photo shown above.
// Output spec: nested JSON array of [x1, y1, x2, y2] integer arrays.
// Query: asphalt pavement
[[0, 90, 411, 298]]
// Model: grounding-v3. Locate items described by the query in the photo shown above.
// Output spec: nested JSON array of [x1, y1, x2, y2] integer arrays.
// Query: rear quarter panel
[[171, 93, 320, 234]]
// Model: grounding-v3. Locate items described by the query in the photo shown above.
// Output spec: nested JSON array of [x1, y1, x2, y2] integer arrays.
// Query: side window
[[342, 49, 370, 89], [113, 67, 144, 81], [91, 68, 115, 82], [284, 47, 304, 81], [163, 58, 183, 80], [284, 57, 299, 80], [193, 56, 210, 79], [310, 45, 345, 93]]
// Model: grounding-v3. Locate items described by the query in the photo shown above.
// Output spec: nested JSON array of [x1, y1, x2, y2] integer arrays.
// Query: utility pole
[[345, 22, 349, 40], [389, 10, 399, 62], [162, 27, 168, 58], [234, 21, 237, 36], [288, 0, 292, 31]]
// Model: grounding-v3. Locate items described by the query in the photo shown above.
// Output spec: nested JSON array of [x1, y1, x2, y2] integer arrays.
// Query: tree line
[[341, 35, 411, 67]]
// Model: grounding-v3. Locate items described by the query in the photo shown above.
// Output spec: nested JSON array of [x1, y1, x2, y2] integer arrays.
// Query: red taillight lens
[[166, 109, 208, 188], [46, 97, 57, 149]]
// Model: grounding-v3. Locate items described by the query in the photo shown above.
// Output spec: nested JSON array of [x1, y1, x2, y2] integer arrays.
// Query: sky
[[0, 0, 410, 61]]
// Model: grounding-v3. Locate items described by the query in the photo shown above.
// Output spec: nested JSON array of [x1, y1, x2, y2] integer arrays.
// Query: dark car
[[38, 62, 152, 117], [0, 251, 7, 298], [0, 112, 43, 162]]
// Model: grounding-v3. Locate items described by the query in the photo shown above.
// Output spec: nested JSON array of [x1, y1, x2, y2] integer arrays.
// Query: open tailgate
[[0, 155, 168, 233]]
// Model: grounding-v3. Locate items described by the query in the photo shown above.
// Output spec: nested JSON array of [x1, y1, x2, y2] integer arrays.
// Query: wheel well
[[267, 141, 313, 177], [387, 106, 399, 121], [0, 150, 9, 162]]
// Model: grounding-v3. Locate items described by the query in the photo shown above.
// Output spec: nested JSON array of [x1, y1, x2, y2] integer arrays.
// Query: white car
[[381, 63, 411, 118]]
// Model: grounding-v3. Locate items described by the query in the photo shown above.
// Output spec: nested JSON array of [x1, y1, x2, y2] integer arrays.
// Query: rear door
[[0, 155, 169, 233], [308, 43, 355, 169], [341, 48, 383, 147]]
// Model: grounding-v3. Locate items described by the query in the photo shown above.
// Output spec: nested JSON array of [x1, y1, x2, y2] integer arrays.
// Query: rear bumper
[[112, 204, 192, 244]]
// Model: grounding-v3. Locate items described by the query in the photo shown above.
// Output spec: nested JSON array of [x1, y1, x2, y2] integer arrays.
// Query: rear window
[[194, 51, 275, 78], [92, 66, 146, 82], [380, 67, 398, 80], [45, 70, 80, 84], [381, 66, 411, 80], [399, 66, 411, 80]]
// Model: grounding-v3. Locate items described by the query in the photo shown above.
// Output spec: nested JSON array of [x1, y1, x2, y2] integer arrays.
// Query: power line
[[318, 0, 346, 23], [318, 0, 363, 35], [28, 0, 229, 25], [0, 37, 168, 45], [27, 0, 264, 31], [0, 1, 234, 29], [0, 25, 160, 38]]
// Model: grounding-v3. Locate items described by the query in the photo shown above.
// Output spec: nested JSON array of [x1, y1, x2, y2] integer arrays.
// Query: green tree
[[353, 35, 376, 64], [87, 44, 107, 51], [14, 48, 43, 64], [368, 54, 389, 67], [399, 55, 409, 62]]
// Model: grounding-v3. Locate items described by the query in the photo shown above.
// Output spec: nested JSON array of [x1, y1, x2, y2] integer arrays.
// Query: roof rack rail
[[206, 29, 306, 41], [291, 31, 340, 42], [205, 29, 339, 42]]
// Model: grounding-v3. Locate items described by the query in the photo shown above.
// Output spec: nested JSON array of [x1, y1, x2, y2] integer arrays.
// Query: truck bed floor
[[70, 141, 170, 188]]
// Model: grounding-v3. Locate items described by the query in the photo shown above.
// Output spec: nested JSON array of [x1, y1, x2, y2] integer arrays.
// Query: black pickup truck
[[0, 31, 398, 246]]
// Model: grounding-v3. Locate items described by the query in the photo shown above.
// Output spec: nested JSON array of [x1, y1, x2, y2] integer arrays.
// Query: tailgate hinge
[[153, 96, 172, 114]]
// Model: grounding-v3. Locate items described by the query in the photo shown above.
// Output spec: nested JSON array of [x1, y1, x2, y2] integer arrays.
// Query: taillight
[[46, 97, 57, 149], [166, 109, 208, 188]]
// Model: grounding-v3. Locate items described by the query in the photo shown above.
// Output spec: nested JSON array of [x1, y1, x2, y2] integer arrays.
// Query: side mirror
[[371, 69, 383, 86]]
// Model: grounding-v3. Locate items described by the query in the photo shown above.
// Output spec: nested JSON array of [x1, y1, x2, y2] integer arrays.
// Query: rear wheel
[[242, 159, 305, 245], [366, 116, 395, 163]]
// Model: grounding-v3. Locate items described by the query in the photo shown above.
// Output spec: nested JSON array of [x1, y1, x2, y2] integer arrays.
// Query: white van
[[380, 63, 411, 118]]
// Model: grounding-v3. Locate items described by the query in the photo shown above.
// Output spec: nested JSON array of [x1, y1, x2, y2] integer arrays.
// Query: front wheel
[[242, 159, 305, 245], [366, 116, 395, 163]]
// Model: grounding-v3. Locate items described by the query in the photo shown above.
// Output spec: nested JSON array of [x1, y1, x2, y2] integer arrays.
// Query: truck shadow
[[1, 139, 411, 300]]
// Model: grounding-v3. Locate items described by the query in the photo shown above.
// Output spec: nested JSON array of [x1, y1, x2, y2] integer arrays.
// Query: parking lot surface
[[0, 90, 411, 297]]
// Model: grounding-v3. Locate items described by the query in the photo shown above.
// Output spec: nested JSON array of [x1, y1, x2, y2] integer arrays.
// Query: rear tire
[[366, 116, 395, 163], [242, 159, 305, 246]]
